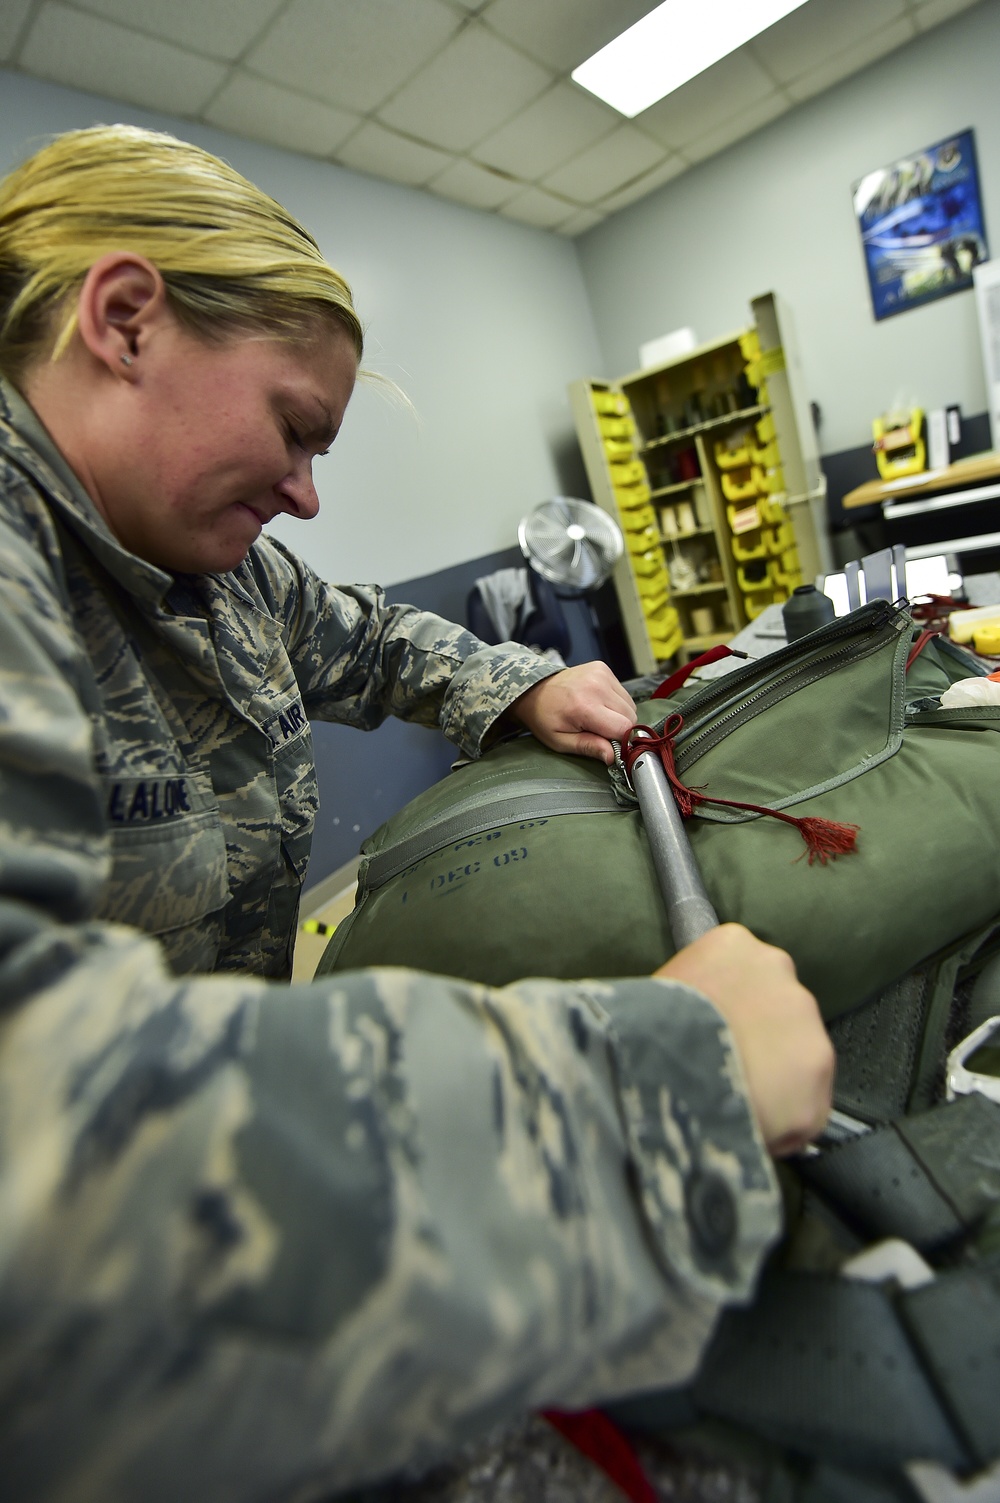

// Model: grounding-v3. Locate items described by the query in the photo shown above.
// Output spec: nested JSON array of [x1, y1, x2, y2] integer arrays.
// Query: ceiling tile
[[637, 50, 780, 151], [246, 0, 461, 115], [599, 154, 688, 213], [19, 2, 227, 114], [428, 158, 519, 209], [0, 0, 32, 62], [557, 207, 606, 237], [204, 74, 360, 156], [335, 122, 453, 187], [542, 124, 664, 204], [472, 81, 618, 181], [913, 0, 985, 29], [499, 186, 575, 229], [683, 94, 791, 164], [786, 18, 916, 102], [70, 0, 284, 61], [483, 0, 662, 72], [377, 23, 553, 151], [752, 0, 909, 84]]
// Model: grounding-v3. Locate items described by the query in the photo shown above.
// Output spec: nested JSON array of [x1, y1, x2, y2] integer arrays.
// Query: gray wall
[[575, 0, 999, 457], [0, 66, 602, 588]]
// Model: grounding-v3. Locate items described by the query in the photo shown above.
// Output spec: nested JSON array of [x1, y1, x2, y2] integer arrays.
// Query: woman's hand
[[508, 662, 637, 765], [656, 924, 834, 1157]]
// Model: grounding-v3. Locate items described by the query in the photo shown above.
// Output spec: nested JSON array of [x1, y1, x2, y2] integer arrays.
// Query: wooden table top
[[842, 451, 1000, 509]]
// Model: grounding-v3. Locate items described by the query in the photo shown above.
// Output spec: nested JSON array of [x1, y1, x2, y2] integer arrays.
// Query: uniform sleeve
[[0, 527, 782, 1500], [253, 538, 560, 758]]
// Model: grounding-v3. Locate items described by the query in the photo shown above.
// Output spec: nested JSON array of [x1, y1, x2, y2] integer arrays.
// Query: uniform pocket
[[97, 770, 229, 974]]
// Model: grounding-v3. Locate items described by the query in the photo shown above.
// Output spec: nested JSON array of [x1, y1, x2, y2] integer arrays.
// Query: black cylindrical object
[[782, 584, 835, 642]]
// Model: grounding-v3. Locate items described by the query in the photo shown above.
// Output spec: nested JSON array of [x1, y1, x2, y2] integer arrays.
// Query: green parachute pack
[[319, 599, 1000, 1024], [321, 599, 1000, 1502]]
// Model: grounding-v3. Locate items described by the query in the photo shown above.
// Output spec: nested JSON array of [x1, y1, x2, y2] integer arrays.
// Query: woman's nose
[[279, 459, 320, 520]]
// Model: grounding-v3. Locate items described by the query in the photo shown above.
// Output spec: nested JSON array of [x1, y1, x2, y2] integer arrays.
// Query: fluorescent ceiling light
[[572, 0, 810, 118]]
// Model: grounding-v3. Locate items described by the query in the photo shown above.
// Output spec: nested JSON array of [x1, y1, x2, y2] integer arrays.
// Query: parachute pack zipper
[[666, 601, 908, 772]]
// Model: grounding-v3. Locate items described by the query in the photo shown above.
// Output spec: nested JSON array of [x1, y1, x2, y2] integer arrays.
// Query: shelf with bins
[[567, 380, 684, 675], [567, 293, 829, 674]]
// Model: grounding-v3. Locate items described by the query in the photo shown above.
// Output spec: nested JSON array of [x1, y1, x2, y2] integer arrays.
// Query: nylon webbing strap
[[362, 781, 625, 891], [827, 968, 933, 1124], [800, 1128, 962, 1251], [901, 1266, 1000, 1466], [800, 1096, 1000, 1252], [693, 1270, 969, 1473]]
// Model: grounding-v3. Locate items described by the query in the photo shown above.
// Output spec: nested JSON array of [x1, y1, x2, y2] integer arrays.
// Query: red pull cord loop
[[623, 718, 859, 865]]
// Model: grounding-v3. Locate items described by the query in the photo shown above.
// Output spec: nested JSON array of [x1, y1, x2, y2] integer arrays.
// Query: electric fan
[[517, 497, 623, 594]]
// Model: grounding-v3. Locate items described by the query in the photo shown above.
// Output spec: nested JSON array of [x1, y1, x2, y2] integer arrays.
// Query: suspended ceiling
[[0, 0, 985, 236]]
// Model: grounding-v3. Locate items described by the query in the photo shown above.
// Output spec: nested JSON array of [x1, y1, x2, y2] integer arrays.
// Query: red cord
[[624, 718, 859, 864], [651, 644, 749, 700], [542, 1408, 658, 1503]]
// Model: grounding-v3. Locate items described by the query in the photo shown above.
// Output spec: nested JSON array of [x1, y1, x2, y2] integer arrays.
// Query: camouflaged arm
[[0, 948, 779, 1500], [0, 516, 112, 966], [256, 539, 556, 756]]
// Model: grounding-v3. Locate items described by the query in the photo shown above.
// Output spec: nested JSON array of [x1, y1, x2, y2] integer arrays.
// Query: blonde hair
[[0, 123, 364, 382]]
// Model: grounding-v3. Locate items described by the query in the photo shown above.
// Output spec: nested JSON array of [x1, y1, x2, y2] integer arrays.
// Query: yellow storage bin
[[765, 521, 796, 555], [714, 437, 752, 470], [592, 389, 628, 417], [633, 548, 667, 578], [750, 440, 781, 469], [758, 496, 787, 526], [774, 571, 802, 595], [737, 562, 771, 594], [781, 546, 801, 576], [649, 622, 684, 662], [873, 409, 926, 480], [609, 458, 647, 488], [641, 587, 671, 617], [614, 482, 652, 511], [761, 466, 786, 495], [626, 524, 661, 554], [739, 330, 761, 363], [636, 562, 670, 593], [744, 591, 777, 620], [598, 415, 634, 440], [603, 435, 636, 462], [732, 530, 767, 562], [721, 468, 762, 503], [756, 412, 777, 444], [621, 503, 658, 533]]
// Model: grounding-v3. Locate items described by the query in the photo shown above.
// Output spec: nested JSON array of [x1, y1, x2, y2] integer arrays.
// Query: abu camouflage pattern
[[0, 378, 780, 1500], [0, 377, 560, 977]]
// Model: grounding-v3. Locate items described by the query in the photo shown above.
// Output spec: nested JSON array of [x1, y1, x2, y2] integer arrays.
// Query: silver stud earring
[[121, 353, 133, 367]]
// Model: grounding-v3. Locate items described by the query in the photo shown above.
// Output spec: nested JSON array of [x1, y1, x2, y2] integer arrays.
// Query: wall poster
[[853, 129, 988, 321]]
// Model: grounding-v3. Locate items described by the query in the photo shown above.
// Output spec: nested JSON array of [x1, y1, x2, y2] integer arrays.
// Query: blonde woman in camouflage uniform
[[0, 125, 832, 1502]]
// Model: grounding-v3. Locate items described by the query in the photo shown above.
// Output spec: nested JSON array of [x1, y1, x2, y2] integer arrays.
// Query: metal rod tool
[[627, 731, 719, 948]]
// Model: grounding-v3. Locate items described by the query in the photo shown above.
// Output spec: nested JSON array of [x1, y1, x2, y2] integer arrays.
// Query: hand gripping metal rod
[[628, 733, 719, 948], [629, 733, 871, 1151]]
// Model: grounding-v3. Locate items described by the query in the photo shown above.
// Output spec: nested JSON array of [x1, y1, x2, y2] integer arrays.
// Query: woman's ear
[[75, 253, 168, 375]]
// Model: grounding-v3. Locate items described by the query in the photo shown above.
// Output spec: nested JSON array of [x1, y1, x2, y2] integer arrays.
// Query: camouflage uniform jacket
[[0, 380, 781, 1502]]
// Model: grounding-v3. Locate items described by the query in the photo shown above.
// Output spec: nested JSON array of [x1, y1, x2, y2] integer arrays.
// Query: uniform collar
[[0, 376, 175, 606]]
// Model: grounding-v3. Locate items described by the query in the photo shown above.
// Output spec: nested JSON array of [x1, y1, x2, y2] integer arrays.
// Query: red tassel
[[787, 814, 859, 865], [541, 1408, 658, 1503], [623, 721, 859, 863]]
